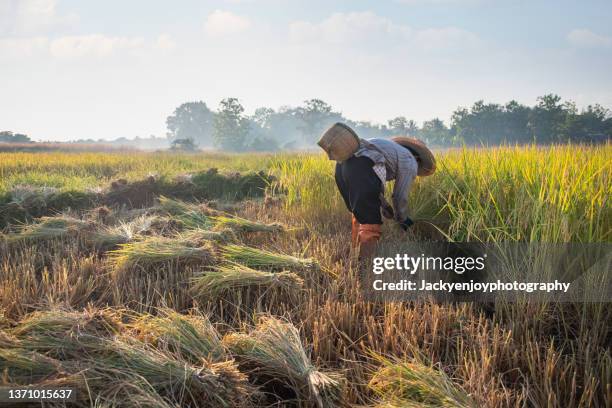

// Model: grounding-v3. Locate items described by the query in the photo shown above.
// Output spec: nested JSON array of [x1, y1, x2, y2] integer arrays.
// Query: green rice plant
[[107, 237, 217, 272], [129, 309, 227, 364], [220, 244, 318, 271], [224, 316, 344, 408], [4, 215, 92, 242], [368, 354, 476, 408], [157, 196, 213, 229], [191, 264, 303, 302], [210, 215, 285, 233], [91, 337, 254, 408]]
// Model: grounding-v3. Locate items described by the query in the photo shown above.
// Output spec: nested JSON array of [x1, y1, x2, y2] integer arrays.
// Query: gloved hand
[[399, 216, 414, 231]]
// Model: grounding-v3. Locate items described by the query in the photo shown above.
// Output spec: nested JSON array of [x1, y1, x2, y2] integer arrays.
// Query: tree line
[[2, 95, 610, 149], [166, 94, 612, 151]]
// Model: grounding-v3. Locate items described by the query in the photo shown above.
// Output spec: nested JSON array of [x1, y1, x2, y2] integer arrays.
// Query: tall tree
[[166, 101, 214, 146], [528, 94, 567, 142], [421, 118, 451, 144], [213, 98, 250, 151], [296, 99, 341, 143]]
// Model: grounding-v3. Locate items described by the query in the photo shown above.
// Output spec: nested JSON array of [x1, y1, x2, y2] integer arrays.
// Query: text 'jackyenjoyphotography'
[[361, 243, 611, 303]]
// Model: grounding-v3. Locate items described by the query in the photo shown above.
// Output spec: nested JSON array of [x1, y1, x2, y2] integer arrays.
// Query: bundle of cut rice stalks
[[0, 348, 65, 383], [224, 316, 344, 408], [8, 308, 123, 356], [157, 196, 214, 229], [180, 228, 237, 245], [108, 237, 217, 273], [4, 216, 93, 243], [220, 244, 318, 271], [368, 355, 476, 408], [191, 264, 303, 305], [128, 308, 227, 364], [86, 224, 134, 249], [211, 215, 285, 233], [91, 337, 255, 408]]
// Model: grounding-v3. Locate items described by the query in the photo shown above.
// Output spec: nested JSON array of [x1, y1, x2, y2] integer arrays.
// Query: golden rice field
[[0, 144, 610, 407]]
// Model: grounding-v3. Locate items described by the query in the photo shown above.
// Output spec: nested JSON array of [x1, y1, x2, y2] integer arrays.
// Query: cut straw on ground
[[224, 316, 344, 408], [191, 264, 304, 303], [220, 244, 318, 271]]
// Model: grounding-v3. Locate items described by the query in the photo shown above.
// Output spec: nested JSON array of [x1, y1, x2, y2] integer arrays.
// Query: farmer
[[317, 122, 435, 257]]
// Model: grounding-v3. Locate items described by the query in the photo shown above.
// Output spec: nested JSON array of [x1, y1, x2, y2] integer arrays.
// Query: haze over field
[[1, 0, 611, 141]]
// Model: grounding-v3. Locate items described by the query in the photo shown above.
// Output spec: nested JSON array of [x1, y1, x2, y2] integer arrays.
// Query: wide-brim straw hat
[[318, 123, 360, 162], [391, 136, 436, 176]]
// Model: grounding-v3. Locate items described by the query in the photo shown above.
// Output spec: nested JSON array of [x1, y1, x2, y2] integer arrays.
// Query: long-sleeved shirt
[[353, 138, 418, 222]]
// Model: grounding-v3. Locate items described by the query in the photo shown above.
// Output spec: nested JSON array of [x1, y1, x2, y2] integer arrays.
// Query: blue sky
[[1, 0, 611, 141]]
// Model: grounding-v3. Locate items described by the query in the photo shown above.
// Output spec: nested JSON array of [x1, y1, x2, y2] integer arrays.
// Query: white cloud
[[414, 27, 482, 50], [204, 10, 251, 37], [0, 36, 48, 57], [289, 11, 481, 52], [567, 29, 612, 48], [0, 0, 77, 36], [156, 34, 176, 51], [290, 11, 411, 44], [49, 35, 144, 58]]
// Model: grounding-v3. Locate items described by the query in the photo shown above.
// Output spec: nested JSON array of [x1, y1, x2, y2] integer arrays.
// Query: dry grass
[[0, 145, 610, 407]]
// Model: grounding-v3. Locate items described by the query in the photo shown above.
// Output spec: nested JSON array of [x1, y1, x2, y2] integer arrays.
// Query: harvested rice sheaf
[[4, 215, 92, 243], [220, 244, 318, 271], [128, 309, 227, 364], [368, 356, 476, 408], [157, 196, 214, 229], [191, 264, 303, 303], [211, 215, 285, 233], [9, 308, 123, 356], [181, 228, 237, 244], [224, 316, 344, 408], [92, 337, 255, 408], [0, 348, 63, 382], [108, 236, 217, 273]]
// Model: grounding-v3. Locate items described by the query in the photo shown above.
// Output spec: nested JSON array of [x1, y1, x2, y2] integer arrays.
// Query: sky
[[1, 0, 611, 142]]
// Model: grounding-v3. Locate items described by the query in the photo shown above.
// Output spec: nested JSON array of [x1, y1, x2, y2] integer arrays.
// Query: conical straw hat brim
[[391, 136, 436, 176]]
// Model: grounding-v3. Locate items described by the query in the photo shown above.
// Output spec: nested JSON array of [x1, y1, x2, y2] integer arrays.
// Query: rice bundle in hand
[[211, 215, 285, 233], [157, 196, 213, 229], [5, 216, 92, 243], [224, 316, 344, 408], [191, 264, 303, 303], [108, 236, 216, 273], [368, 356, 475, 408], [129, 309, 226, 364], [220, 244, 318, 271]]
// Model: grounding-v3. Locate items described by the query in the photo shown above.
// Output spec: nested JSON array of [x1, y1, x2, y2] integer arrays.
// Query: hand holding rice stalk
[[220, 244, 318, 271], [191, 264, 304, 302], [224, 316, 344, 408]]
